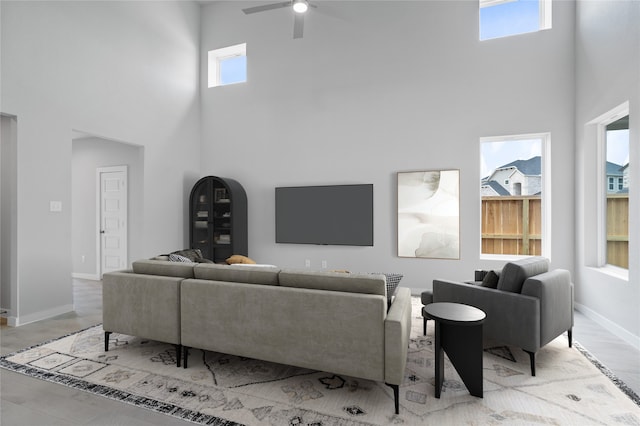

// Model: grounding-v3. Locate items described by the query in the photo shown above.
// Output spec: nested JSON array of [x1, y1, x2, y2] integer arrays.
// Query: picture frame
[[397, 169, 460, 259]]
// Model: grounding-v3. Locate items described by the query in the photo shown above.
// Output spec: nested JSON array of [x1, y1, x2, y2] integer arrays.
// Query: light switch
[[50, 201, 62, 212]]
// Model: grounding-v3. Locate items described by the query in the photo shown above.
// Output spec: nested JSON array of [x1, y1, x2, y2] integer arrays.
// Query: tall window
[[208, 43, 247, 88], [480, 134, 550, 257], [480, 0, 552, 41], [604, 115, 629, 269]]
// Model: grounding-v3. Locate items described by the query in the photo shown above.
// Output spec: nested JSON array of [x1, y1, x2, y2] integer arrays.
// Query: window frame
[[590, 101, 630, 276], [479, 0, 552, 41], [208, 43, 247, 88], [479, 132, 551, 261]]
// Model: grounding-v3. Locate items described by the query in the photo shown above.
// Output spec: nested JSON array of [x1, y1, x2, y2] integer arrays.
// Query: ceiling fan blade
[[293, 13, 304, 39], [242, 2, 291, 15]]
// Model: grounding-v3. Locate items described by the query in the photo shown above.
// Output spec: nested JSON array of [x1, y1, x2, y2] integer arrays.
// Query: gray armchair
[[431, 257, 573, 376]]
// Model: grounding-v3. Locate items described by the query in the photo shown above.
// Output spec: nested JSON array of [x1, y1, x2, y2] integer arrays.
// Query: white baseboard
[[575, 302, 640, 351], [11, 304, 74, 327], [72, 272, 100, 281]]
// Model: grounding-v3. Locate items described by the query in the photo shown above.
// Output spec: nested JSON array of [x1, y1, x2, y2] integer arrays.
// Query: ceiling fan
[[242, 0, 317, 39]]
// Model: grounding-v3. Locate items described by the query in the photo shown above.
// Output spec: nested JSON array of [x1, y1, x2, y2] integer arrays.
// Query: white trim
[[539, 0, 552, 30], [479, 0, 516, 9], [575, 302, 640, 351], [71, 272, 100, 281], [9, 304, 74, 327]]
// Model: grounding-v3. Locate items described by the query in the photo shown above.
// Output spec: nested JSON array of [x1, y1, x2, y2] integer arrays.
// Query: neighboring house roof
[[483, 180, 511, 196], [607, 161, 624, 176], [498, 156, 541, 176]]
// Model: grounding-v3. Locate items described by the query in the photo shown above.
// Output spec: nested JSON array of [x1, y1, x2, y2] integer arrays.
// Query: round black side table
[[424, 302, 486, 398]]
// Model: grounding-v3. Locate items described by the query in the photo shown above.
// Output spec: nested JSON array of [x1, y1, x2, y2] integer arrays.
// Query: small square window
[[208, 43, 247, 88], [480, 0, 552, 41]]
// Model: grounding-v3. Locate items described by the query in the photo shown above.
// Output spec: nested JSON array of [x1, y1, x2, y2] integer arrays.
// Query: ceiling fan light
[[293, 0, 308, 13]]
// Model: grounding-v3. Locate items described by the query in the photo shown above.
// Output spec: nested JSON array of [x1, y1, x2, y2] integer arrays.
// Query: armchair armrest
[[521, 269, 574, 347], [384, 287, 412, 385]]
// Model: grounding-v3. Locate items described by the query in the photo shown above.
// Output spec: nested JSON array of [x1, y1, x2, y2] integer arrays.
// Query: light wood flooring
[[1, 279, 638, 425]]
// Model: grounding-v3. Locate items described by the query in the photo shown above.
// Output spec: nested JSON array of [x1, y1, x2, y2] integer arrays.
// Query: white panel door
[[99, 166, 127, 276]]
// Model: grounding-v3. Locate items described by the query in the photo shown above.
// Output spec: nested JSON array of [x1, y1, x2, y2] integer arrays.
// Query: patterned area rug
[[1, 298, 639, 425]]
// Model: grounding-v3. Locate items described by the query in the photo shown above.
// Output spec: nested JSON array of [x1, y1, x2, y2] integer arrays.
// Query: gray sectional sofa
[[432, 257, 574, 376], [102, 260, 412, 414]]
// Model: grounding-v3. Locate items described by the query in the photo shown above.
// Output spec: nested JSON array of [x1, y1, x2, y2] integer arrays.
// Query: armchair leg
[[175, 344, 182, 368], [183, 346, 190, 369], [385, 383, 400, 414], [104, 331, 111, 352], [568, 328, 573, 348], [524, 350, 536, 376]]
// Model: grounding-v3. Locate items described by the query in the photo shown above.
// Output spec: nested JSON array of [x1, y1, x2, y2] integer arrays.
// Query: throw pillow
[[226, 254, 256, 265], [480, 270, 499, 288], [195, 257, 214, 264], [171, 249, 203, 262], [372, 273, 403, 303], [169, 253, 192, 263]]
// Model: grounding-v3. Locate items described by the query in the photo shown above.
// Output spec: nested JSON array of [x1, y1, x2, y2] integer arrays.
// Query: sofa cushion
[[279, 269, 386, 297], [497, 257, 549, 293], [194, 263, 280, 286], [131, 259, 195, 278]]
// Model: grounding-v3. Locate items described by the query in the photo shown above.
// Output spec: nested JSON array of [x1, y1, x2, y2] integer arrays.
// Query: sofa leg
[[568, 328, 573, 348], [175, 344, 182, 368], [183, 346, 189, 369], [104, 331, 111, 352], [524, 350, 536, 376], [385, 383, 400, 414]]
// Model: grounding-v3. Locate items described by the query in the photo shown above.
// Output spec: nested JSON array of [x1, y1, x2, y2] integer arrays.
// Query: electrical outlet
[[321, 260, 327, 269], [305, 259, 311, 268], [49, 201, 62, 212]]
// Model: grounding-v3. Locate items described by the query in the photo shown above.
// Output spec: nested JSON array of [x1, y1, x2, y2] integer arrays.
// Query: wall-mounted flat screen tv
[[275, 184, 374, 246]]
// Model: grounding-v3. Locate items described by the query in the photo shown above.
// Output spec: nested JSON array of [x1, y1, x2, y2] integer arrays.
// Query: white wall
[[1, 115, 18, 317], [1, 1, 201, 325], [71, 137, 144, 278], [575, 0, 640, 347], [200, 1, 576, 290]]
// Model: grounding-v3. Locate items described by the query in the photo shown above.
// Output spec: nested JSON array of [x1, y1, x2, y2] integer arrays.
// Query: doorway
[[72, 133, 143, 280]]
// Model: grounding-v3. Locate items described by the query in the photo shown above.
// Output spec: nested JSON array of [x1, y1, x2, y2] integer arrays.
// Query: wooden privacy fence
[[482, 196, 542, 256], [607, 194, 629, 269], [482, 195, 629, 268]]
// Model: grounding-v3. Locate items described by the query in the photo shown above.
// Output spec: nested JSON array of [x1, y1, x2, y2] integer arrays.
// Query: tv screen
[[275, 184, 374, 246]]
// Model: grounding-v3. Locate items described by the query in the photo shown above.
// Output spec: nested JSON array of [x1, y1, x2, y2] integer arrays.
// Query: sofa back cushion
[[132, 259, 195, 278], [497, 257, 549, 293], [194, 263, 280, 286], [279, 269, 386, 297]]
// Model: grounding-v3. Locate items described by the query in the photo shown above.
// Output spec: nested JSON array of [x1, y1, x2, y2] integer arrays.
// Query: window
[[208, 43, 247, 88], [480, 133, 550, 258], [480, 0, 552, 41], [604, 114, 630, 269]]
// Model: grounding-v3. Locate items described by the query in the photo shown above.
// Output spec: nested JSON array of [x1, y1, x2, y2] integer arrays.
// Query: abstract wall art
[[397, 169, 460, 259]]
